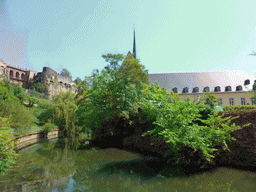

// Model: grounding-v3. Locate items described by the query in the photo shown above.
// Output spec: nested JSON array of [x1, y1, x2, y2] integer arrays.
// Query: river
[[0, 139, 256, 191]]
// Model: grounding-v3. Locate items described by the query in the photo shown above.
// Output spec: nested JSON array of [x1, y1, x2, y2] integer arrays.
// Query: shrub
[[139, 84, 250, 165], [30, 82, 45, 93], [0, 117, 17, 175], [28, 89, 48, 99], [16, 93, 26, 104], [28, 96, 39, 107], [223, 105, 256, 111], [42, 122, 55, 133]]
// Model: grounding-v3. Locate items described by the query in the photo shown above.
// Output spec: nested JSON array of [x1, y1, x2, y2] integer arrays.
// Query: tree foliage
[[76, 53, 149, 138], [50, 92, 81, 148], [139, 82, 250, 164], [60, 68, 72, 79], [117, 53, 149, 86], [0, 117, 17, 175]]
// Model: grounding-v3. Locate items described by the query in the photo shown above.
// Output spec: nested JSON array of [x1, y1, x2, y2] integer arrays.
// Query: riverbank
[[14, 129, 61, 151]]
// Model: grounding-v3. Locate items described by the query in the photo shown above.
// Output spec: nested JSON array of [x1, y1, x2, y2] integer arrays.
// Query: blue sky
[[1, 0, 256, 81]]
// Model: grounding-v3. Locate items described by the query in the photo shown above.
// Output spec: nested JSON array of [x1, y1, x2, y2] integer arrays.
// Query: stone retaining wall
[[15, 130, 60, 151]]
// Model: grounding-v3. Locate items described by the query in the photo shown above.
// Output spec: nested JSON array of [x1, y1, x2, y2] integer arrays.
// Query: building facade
[[0, 59, 75, 99], [148, 70, 256, 107]]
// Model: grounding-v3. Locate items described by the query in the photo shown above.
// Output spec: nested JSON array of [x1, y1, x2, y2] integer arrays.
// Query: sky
[[1, 0, 256, 81]]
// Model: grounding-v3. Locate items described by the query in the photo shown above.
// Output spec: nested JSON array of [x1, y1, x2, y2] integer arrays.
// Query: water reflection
[[0, 140, 256, 191]]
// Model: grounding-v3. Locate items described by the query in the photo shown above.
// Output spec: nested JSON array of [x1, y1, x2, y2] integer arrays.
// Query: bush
[[28, 89, 48, 99], [42, 122, 55, 133], [37, 98, 53, 109], [0, 117, 17, 175], [223, 105, 256, 111], [16, 93, 26, 104], [28, 96, 39, 107], [139, 83, 250, 165], [30, 82, 45, 93], [36, 109, 53, 126], [9, 83, 24, 97]]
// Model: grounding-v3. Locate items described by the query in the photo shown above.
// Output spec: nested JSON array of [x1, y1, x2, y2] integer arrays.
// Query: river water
[[0, 139, 256, 192]]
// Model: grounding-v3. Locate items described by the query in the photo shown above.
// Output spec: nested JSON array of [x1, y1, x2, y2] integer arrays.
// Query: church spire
[[133, 28, 136, 59]]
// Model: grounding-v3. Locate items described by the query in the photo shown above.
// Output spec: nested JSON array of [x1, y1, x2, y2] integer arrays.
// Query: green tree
[[117, 53, 149, 86], [76, 54, 149, 138], [74, 77, 82, 85], [0, 117, 18, 175], [139, 82, 250, 165], [201, 90, 221, 107], [60, 68, 72, 79], [51, 92, 81, 148], [31, 82, 45, 93], [250, 81, 256, 105]]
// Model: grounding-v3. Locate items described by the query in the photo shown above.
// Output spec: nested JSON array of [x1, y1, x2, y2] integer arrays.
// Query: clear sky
[[1, 0, 256, 81]]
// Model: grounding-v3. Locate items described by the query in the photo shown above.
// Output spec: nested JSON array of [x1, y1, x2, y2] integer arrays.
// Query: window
[[214, 86, 221, 92], [10, 70, 13, 78], [236, 85, 242, 91], [203, 86, 210, 92], [252, 98, 256, 105], [244, 79, 250, 85], [21, 73, 25, 80], [229, 98, 234, 105], [182, 87, 188, 93], [172, 87, 178, 93], [219, 98, 222, 106], [192, 87, 199, 93], [16, 72, 19, 79], [241, 98, 246, 105], [225, 86, 232, 92]]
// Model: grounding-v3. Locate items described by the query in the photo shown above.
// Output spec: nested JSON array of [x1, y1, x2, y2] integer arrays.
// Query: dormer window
[[192, 87, 199, 93], [182, 87, 188, 93], [203, 86, 210, 92], [244, 79, 250, 85], [225, 86, 232, 92], [236, 85, 242, 91], [172, 87, 178, 93], [214, 86, 221, 92]]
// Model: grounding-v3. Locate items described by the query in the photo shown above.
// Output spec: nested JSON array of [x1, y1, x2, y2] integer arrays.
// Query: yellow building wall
[[173, 91, 254, 107]]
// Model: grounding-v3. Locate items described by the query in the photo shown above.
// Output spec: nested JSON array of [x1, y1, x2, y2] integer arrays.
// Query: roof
[[148, 70, 256, 94]]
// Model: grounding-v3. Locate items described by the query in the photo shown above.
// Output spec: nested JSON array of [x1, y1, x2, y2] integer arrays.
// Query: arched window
[[225, 86, 232, 92], [182, 87, 188, 93], [21, 73, 25, 80], [203, 86, 210, 92], [10, 70, 13, 78], [236, 85, 242, 91], [244, 79, 250, 85], [214, 86, 221, 92], [172, 87, 178, 93], [192, 87, 199, 93], [16, 72, 19, 79]]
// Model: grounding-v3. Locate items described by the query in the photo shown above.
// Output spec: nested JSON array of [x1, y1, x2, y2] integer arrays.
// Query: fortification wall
[[44, 82, 76, 99], [0, 61, 76, 99]]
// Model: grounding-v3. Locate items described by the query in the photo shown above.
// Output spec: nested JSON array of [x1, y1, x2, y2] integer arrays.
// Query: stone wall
[[15, 130, 60, 151], [0, 60, 76, 99]]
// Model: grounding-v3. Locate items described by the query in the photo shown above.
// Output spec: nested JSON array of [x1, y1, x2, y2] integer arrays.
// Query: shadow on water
[[89, 155, 185, 181]]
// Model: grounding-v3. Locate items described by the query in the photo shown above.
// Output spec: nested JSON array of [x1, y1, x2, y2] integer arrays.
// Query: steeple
[[133, 28, 136, 59]]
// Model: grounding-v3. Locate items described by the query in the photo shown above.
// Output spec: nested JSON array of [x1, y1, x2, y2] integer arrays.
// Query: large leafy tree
[[50, 92, 81, 148], [117, 53, 149, 86], [76, 53, 149, 138], [60, 68, 72, 79]]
